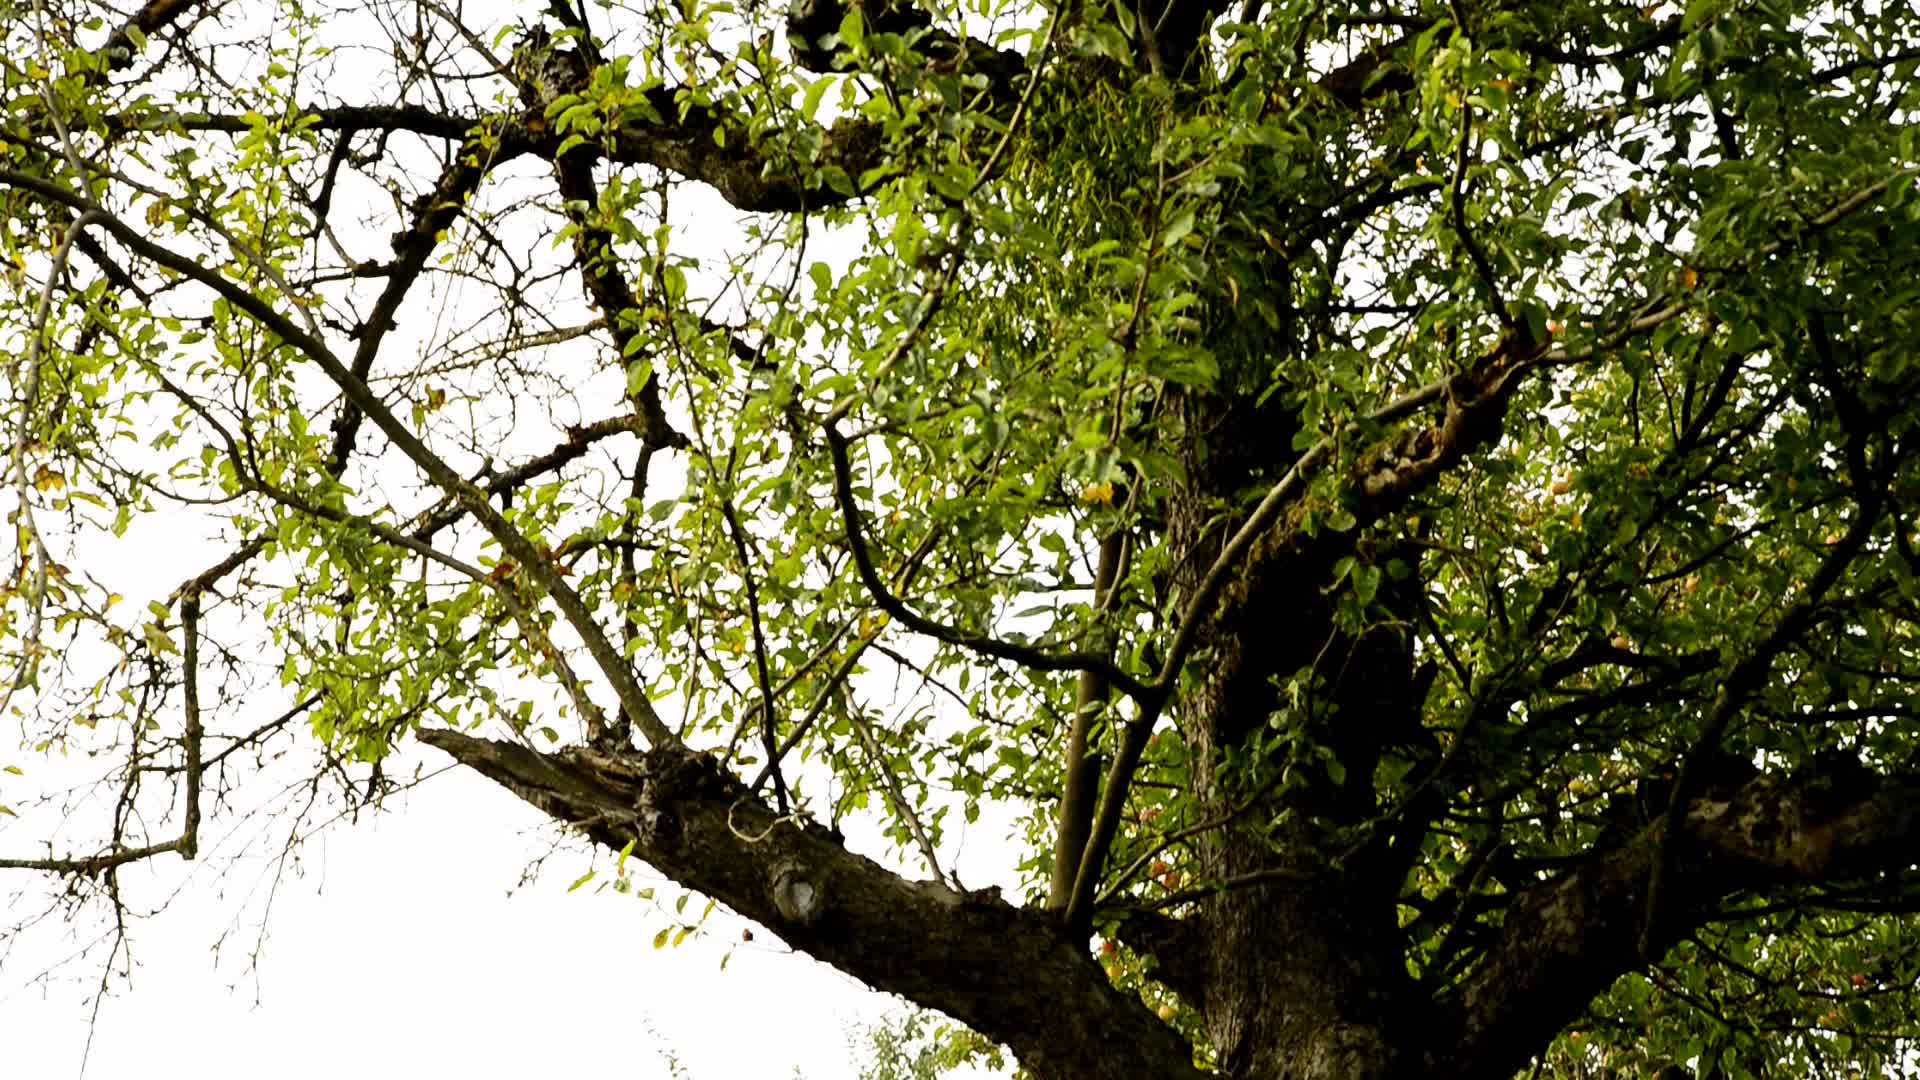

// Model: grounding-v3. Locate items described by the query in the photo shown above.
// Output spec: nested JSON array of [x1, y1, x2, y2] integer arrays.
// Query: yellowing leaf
[[142, 621, 178, 655]]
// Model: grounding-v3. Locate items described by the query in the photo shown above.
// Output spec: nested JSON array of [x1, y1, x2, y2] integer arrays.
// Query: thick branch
[[785, 0, 1026, 82], [1107, 906, 1209, 1006], [1432, 760, 1920, 1079], [513, 32, 883, 213], [420, 730, 1207, 1080], [127, 105, 478, 142], [100, 0, 207, 70], [145, 90, 881, 214], [412, 413, 648, 541], [325, 125, 500, 469]]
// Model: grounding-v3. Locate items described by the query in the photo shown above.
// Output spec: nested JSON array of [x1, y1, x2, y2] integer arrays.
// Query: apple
[[1157, 1004, 1178, 1022], [1852, 973, 1869, 989], [1149, 860, 1171, 878], [1101, 939, 1118, 958], [1610, 634, 1632, 651]]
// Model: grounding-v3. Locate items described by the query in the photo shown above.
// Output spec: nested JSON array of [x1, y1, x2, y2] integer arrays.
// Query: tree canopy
[[3, 0, 1920, 1076]]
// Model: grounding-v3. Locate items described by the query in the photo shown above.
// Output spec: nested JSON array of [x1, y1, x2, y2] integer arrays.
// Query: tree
[[1, 0, 1918, 1075]]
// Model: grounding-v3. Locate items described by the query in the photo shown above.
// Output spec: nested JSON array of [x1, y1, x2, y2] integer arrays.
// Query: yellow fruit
[[1079, 482, 1116, 507]]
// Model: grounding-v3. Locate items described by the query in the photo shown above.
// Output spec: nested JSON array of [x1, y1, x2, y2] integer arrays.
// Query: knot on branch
[[770, 859, 826, 927]]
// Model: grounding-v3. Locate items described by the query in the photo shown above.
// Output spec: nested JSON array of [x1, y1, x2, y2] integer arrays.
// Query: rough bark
[[419, 730, 1208, 1080], [1432, 762, 1920, 1080], [423, 729, 1920, 1080]]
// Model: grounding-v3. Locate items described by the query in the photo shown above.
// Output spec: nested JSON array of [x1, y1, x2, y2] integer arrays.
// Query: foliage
[[1, 0, 1918, 1076], [852, 1006, 1006, 1080]]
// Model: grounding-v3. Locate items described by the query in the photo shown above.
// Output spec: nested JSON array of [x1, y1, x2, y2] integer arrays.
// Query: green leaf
[[801, 77, 832, 122]]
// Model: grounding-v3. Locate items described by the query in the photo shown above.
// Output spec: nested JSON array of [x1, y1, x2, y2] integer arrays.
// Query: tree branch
[[421, 730, 1209, 1080], [0, 170, 678, 751], [1433, 758, 1920, 1080], [822, 421, 1155, 701], [1046, 532, 1126, 910]]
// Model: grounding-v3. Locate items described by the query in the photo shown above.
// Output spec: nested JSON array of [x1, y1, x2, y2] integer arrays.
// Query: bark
[[419, 730, 1208, 1080], [1160, 389, 1421, 1079], [423, 730, 1920, 1080], [1432, 760, 1920, 1079], [1129, 325, 1530, 1073]]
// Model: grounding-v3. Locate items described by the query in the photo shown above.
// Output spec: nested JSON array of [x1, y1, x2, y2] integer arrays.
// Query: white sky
[[2, 760, 959, 1079]]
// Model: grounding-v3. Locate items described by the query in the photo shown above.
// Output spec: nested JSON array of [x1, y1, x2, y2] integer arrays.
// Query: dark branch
[[823, 421, 1155, 701], [421, 730, 1209, 1080], [1433, 759, 1920, 1079]]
